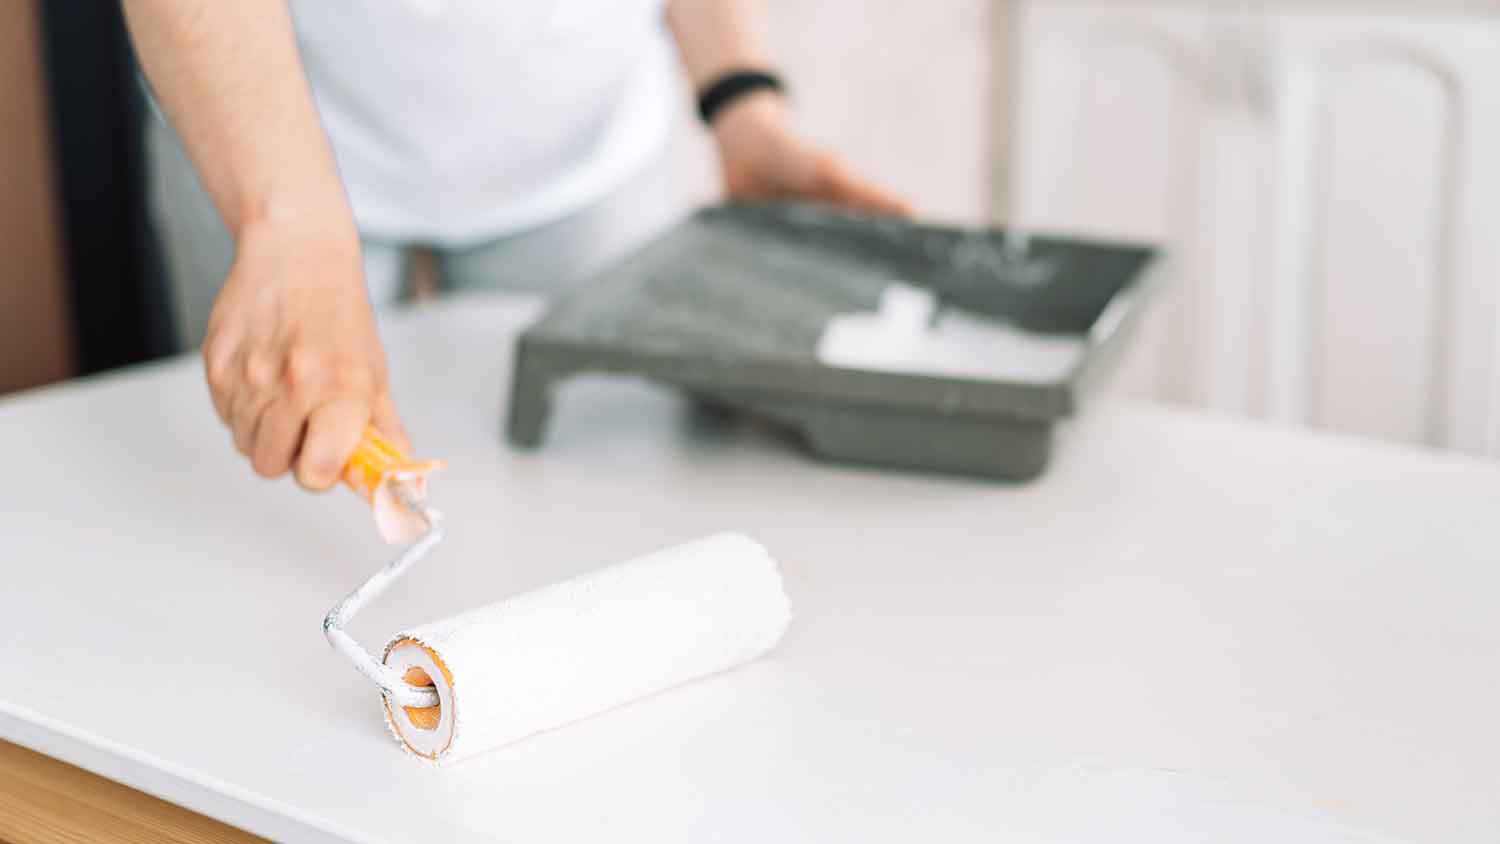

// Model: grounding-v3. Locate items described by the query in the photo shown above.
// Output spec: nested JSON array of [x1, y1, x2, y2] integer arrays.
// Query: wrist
[[711, 89, 790, 150], [233, 186, 358, 247], [700, 69, 786, 129], [236, 213, 363, 285]]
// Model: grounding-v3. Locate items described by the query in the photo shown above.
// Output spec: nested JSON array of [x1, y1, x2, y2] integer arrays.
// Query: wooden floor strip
[[0, 740, 264, 844]]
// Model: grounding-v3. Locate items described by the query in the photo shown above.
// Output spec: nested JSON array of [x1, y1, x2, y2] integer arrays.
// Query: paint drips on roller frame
[[322, 425, 447, 710], [321, 428, 794, 764]]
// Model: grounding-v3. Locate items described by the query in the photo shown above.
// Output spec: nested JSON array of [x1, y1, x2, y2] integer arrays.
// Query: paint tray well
[[507, 202, 1162, 480]]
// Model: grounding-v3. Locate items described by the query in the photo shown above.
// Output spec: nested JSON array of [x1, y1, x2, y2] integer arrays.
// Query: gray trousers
[[145, 115, 682, 350]]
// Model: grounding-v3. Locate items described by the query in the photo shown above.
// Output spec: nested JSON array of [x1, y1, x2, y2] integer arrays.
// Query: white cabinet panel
[[1013, 5, 1209, 242], [1271, 12, 1500, 453], [1014, 2, 1500, 455], [1312, 56, 1451, 444]]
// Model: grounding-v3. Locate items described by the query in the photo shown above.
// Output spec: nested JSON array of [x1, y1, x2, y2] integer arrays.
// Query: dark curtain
[[38, 1, 176, 373]]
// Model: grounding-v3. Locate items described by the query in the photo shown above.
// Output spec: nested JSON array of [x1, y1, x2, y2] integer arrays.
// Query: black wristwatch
[[697, 70, 786, 126]]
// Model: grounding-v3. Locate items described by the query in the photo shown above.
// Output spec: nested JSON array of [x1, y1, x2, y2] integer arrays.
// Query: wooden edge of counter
[[0, 739, 265, 844]]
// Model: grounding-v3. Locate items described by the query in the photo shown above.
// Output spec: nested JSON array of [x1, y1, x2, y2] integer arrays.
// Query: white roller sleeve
[[381, 533, 792, 764]]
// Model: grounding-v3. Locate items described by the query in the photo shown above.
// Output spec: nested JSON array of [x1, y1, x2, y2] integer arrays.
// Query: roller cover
[[381, 533, 792, 764]]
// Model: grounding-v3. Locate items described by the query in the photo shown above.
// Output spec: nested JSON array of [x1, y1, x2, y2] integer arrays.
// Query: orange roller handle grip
[[341, 425, 444, 542], [341, 425, 440, 502]]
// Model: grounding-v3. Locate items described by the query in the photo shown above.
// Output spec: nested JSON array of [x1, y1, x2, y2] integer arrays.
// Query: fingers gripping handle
[[323, 426, 445, 709]]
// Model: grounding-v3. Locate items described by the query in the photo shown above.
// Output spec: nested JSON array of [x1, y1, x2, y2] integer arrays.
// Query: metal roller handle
[[323, 480, 444, 709]]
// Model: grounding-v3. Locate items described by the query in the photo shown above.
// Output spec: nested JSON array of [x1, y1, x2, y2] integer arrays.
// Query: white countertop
[[2, 295, 1496, 843]]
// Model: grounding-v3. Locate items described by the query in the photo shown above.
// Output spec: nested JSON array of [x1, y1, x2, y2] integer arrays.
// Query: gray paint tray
[[507, 203, 1162, 480]]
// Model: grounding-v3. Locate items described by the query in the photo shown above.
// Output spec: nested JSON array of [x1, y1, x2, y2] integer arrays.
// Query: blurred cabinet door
[[1012, 1, 1500, 455]]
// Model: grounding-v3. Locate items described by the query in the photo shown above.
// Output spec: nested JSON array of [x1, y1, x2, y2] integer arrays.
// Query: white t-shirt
[[289, 0, 676, 246]]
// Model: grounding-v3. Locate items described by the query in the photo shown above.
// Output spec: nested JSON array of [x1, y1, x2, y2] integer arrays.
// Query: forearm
[[665, 0, 771, 88], [122, 0, 354, 244]]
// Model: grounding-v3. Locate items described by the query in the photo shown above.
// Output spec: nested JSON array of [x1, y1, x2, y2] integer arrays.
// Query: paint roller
[[322, 427, 792, 764]]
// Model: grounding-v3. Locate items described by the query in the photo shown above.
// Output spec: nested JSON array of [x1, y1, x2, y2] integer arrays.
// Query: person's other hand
[[712, 91, 912, 216], [201, 221, 406, 491]]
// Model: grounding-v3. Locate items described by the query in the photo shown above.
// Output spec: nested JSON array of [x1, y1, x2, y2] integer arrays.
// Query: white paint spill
[[816, 282, 1087, 383]]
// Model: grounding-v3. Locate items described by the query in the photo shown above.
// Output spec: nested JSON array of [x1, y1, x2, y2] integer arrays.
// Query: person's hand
[[201, 220, 407, 491], [712, 90, 911, 216]]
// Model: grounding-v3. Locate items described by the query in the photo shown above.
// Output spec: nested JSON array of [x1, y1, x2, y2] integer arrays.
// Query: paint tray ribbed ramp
[[508, 202, 1161, 480]]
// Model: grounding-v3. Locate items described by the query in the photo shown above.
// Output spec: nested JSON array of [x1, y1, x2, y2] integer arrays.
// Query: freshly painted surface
[[1, 294, 1497, 842]]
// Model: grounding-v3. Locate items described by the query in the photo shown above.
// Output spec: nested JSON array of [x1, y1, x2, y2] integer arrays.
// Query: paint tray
[[507, 203, 1162, 480]]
